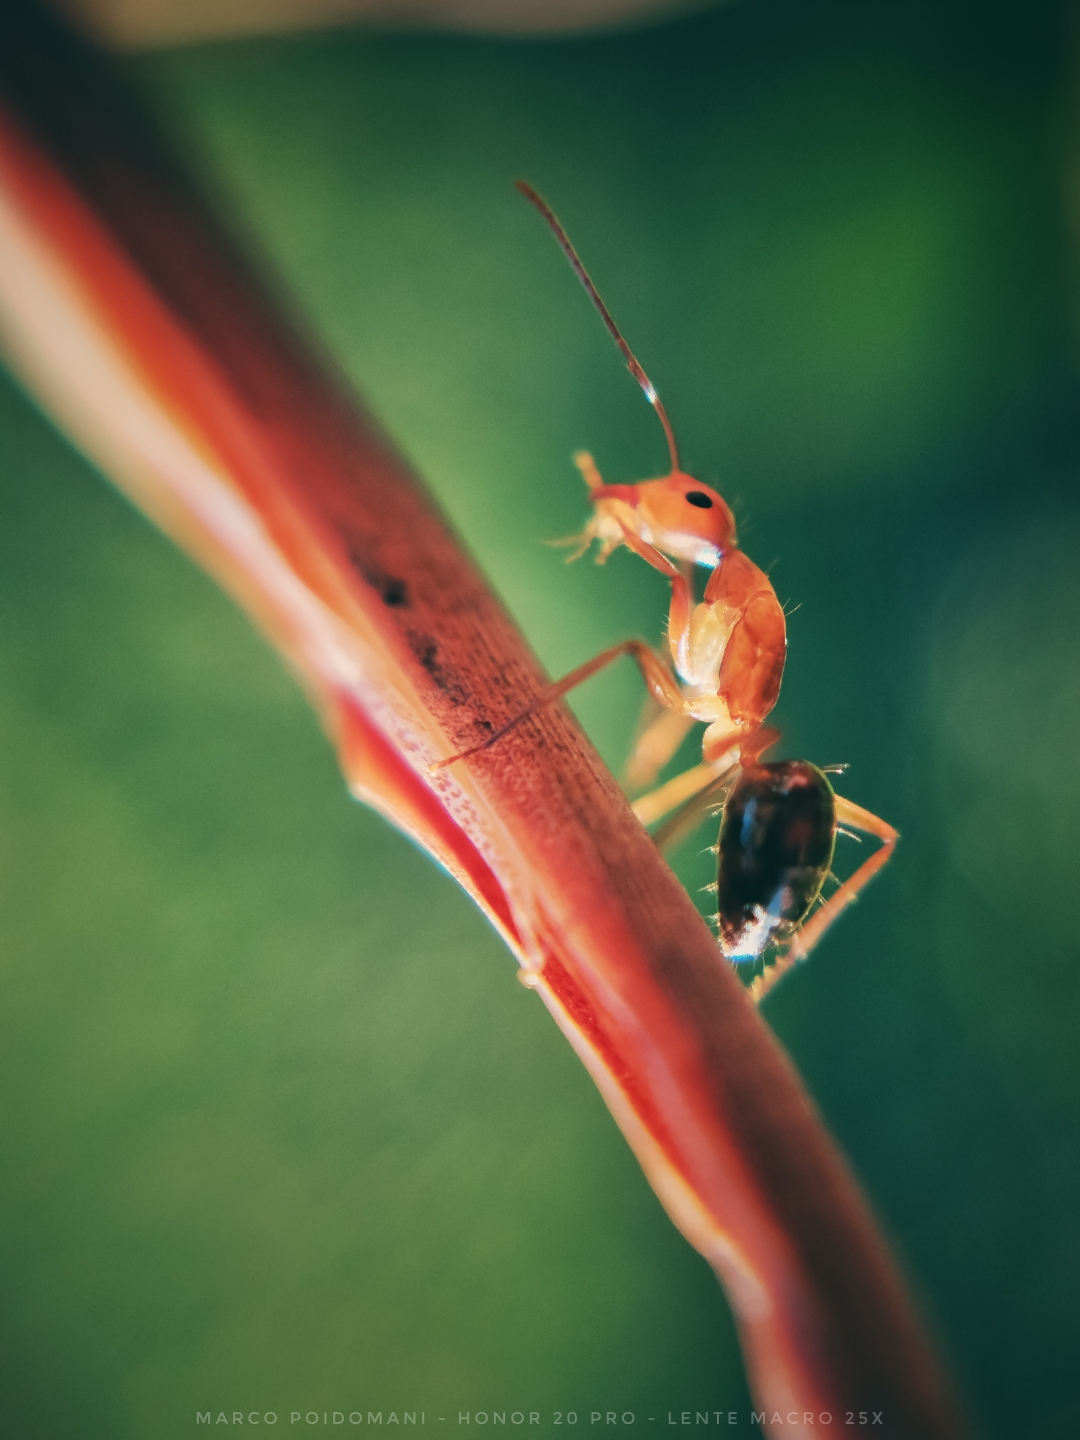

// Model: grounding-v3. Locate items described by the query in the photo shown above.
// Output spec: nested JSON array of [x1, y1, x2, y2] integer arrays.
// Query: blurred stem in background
[[54, 0, 714, 50]]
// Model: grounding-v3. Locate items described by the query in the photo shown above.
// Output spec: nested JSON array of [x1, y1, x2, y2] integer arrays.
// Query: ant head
[[516, 184, 738, 566], [635, 473, 737, 566], [591, 473, 736, 568]]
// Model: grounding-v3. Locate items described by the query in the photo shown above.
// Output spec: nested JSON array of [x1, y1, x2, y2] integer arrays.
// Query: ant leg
[[646, 765, 739, 855], [614, 524, 693, 671], [429, 639, 685, 773], [632, 723, 777, 827], [749, 797, 898, 1003], [624, 704, 696, 792], [633, 760, 733, 827]]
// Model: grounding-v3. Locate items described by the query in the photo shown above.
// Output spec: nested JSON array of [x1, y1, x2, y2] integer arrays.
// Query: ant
[[433, 182, 896, 1001]]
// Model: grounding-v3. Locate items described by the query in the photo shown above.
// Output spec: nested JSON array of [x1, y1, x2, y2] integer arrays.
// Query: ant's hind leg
[[749, 797, 898, 1003]]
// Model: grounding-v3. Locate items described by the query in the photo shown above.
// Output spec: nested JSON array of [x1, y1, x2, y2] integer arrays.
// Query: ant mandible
[[434, 181, 896, 1001]]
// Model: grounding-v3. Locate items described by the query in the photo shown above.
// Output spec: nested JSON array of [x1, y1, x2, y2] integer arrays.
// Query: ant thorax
[[679, 601, 733, 693]]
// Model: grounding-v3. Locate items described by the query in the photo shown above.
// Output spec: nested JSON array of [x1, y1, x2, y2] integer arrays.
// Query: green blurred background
[[2, 0, 1080, 1435]]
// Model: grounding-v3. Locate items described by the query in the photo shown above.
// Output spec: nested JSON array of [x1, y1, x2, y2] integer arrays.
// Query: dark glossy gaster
[[717, 762, 836, 964]]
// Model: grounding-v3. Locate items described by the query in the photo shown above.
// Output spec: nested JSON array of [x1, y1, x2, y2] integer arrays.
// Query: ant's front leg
[[613, 524, 693, 675], [430, 510, 703, 775]]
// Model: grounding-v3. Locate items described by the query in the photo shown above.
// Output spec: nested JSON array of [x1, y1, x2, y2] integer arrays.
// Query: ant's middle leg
[[624, 701, 697, 793], [428, 639, 686, 773]]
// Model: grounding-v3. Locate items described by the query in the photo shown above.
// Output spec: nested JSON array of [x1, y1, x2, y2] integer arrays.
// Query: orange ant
[[434, 182, 896, 1001]]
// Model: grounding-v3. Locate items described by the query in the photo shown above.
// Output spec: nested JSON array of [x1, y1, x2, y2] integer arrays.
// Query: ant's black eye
[[685, 491, 714, 509]]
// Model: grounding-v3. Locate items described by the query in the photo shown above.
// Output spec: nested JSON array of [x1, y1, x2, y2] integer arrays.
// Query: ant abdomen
[[717, 761, 837, 964]]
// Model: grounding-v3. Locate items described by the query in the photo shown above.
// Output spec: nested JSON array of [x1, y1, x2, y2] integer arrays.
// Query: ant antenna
[[515, 180, 681, 475]]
